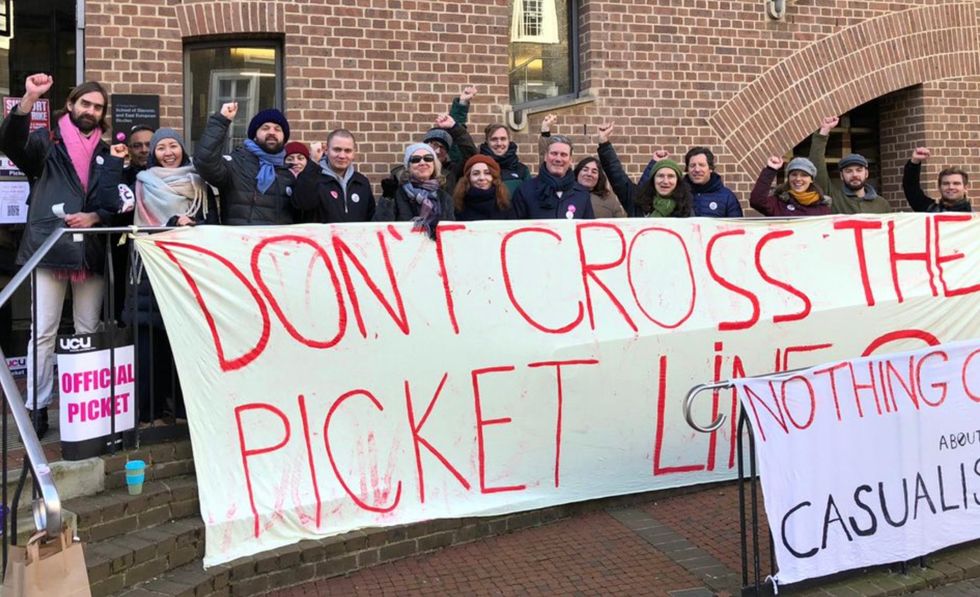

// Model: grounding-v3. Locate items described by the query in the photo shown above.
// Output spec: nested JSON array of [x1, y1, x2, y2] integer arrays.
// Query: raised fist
[[459, 86, 478, 104], [110, 143, 129, 159], [311, 141, 324, 164], [910, 147, 931, 164], [220, 102, 238, 121], [434, 113, 456, 129], [541, 114, 558, 133], [597, 123, 614, 144], [819, 116, 839, 135], [767, 156, 785, 170], [652, 149, 670, 161], [24, 74, 53, 99]]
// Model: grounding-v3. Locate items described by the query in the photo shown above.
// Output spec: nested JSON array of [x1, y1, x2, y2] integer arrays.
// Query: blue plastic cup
[[125, 460, 146, 495]]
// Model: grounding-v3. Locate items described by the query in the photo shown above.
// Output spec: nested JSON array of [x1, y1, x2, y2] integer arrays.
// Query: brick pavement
[[271, 480, 980, 597]]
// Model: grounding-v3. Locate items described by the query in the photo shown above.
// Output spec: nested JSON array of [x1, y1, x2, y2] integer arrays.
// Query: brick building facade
[[0, 2, 977, 219], [77, 0, 980, 212]]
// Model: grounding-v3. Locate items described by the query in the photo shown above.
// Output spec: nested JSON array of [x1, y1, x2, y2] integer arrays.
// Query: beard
[[843, 178, 865, 191], [259, 137, 284, 154], [69, 111, 99, 133]]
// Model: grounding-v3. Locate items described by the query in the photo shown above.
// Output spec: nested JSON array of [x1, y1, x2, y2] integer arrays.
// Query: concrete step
[[71, 475, 198, 543], [101, 440, 195, 491], [86, 518, 205, 597]]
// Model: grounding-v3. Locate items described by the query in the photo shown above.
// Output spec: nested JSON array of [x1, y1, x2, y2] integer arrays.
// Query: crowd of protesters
[[0, 74, 973, 437]]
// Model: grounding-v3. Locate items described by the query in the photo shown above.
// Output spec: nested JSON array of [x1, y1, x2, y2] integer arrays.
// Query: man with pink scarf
[[0, 74, 127, 438]]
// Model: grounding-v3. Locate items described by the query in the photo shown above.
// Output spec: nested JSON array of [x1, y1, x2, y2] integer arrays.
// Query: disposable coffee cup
[[125, 460, 146, 495]]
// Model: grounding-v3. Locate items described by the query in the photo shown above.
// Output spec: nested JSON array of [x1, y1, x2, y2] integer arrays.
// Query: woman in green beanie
[[596, 123, 691, 217]]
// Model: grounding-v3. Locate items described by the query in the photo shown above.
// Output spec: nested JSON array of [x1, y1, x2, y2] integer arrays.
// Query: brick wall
[[83, 0, 980, 210]]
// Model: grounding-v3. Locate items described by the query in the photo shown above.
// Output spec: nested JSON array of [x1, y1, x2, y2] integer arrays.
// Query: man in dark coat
[[0, 74, 126, 437], [295, 129, 375, 223], [193, 102, 302, 225], [903, 147, 972, 212]]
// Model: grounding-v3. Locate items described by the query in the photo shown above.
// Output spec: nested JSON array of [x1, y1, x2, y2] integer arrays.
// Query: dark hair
[[130, 124, 154, 135], [684, 146, 716, 171], [635, 168, 692, 217], [327, 128, 356, 146], [55, 81, 110, 132], [453, 162, 510, 212], [484, 123, 509, 141], [938, 166, 969, 186], [573, 157, 609, 198]]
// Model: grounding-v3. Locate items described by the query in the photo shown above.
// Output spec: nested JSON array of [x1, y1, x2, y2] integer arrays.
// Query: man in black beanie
[[194, 102, 309, 225]]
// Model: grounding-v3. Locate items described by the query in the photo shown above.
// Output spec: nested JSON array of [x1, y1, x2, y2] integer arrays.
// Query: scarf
[[58, 113, 101, 192], [536, 165, 575, 210], [403, 178, 443, 239], [650, 195, 677, 218], [244, 139, 285, 194], [480, 142, 522, 171], [135, 165, 208, 226], [788, 189, 822, 206]]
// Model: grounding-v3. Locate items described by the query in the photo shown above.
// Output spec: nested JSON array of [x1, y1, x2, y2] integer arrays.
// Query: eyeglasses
[[408, 155, 435, 164]]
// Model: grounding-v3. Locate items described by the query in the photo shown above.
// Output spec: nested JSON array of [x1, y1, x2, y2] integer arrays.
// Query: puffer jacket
[[687, 172, 743, 217], [0, 110, 122, 272], [750, 167, 832, 217], [193, 112, 299, 225]]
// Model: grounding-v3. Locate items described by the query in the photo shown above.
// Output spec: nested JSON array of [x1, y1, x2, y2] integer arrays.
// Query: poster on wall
[[111, 94, 160, 141], [2, 97, 50, 132]]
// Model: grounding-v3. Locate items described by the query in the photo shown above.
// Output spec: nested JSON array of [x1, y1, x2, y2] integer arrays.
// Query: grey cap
[[786, 157, 816, 178], [838, 153, 869, 169], [422, 128, 453, 150]]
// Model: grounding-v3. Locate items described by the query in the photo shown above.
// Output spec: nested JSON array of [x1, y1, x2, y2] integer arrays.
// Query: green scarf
[[649, 195, 676, 218]]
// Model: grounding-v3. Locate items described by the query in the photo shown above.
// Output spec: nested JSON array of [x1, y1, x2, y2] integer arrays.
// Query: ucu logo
[[59, 337, 91, 351]]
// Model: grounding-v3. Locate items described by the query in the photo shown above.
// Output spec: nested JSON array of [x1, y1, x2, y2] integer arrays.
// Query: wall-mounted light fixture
[[767, 0, 786, 20]]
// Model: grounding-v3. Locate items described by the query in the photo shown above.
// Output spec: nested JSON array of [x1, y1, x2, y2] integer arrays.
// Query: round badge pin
[[96, 156, 105, 165], [330, 190, 339, 199], [787, 204, 796, 211], [351, 193, 360, 203], [709, 201, 718, 211]]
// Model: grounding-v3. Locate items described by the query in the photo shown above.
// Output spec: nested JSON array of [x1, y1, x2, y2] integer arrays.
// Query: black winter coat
[[393, 185, 456, 223], [294, 163, 376, 223], [193, 113, 299, 225], [0, 111, 122, 272]]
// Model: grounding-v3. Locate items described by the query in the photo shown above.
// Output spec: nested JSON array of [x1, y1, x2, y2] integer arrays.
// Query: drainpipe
[[75, 0, 85, 83]]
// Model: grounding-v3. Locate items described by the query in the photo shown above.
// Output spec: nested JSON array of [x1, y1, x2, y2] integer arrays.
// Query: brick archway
[[176, 1, 285, 38], [710, 3, 980, 177]]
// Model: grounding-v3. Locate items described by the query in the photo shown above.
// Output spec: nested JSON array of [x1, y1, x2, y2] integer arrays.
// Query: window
[[184, 42, 282, 153], [509, 0, 579, 107], [791, 99, 880, 190]]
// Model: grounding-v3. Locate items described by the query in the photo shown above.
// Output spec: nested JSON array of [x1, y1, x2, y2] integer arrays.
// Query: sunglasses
[[409, 155, 435, 164]]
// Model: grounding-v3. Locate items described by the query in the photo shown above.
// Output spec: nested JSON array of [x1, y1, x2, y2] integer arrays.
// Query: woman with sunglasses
[[394, 143, 455, 238]]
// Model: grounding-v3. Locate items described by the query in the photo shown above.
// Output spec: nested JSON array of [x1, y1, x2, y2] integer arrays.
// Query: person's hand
[[766, 156, 784, 170], [220, 102, 238, 121], [910, 147, 930, 165], [652, 149, 669, 161], [597, 123, 614, 144], [818, 116, 839, 136], [381, 177, 399, 198], [311, 142, 324, 164], [24, 74, 53, 100], [434, 114, 456, 129], [176, 215, 195, 226], [541, 114, 557, 133], [459, 85, 477, 105], [65, 212, 100, 228], [110, 143, 128, 159]]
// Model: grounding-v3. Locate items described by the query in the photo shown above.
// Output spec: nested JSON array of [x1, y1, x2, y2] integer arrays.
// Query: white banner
[[734, 340, 980, 586], [134, 214, 980, 566]]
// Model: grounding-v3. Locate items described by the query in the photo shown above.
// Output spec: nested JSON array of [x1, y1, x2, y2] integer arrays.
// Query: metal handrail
[[683, 366, 809, 434], [0, 225, 171, 537]]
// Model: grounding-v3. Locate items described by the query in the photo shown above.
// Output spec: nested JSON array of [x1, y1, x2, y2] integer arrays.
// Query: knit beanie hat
[[838, 153, 869, 169], [284, 141, 310, 159], [786, 157, 817, 178], [247, 108, 291, 142], [146, 128, 189, 168], [422, 128, 453, 151], [403, 143, 439, 169], [463, 155, 501, 177], [651, 158, 684, 180]]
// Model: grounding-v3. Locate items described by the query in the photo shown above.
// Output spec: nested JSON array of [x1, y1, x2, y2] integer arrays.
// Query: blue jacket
[[639, 162, 742, 217], [512, 174, 595, 220]]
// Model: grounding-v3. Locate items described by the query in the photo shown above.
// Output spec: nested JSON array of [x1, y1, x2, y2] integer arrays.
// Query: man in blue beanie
[[193, 101, 310, 225]]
